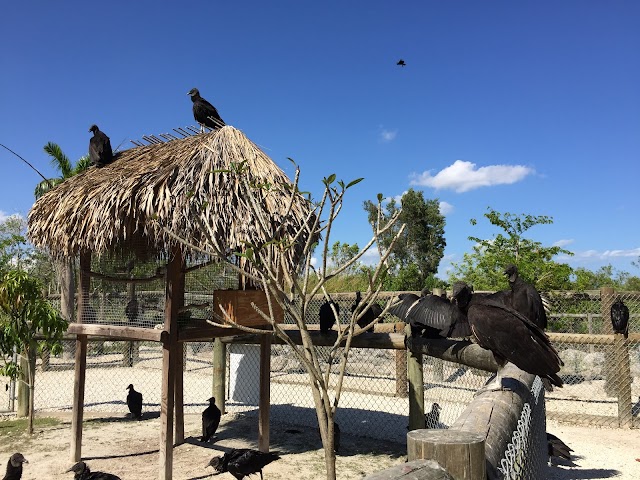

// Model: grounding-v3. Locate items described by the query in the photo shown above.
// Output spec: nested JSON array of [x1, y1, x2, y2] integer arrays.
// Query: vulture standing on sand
[[202, 397, 222, 443], [126, 384, 143, 419], [207, 448, 280, 480], [504, 264, 548, 329], [452, 282, 563, 391], [546, 432, 573, 464], [352, 291, 383, 333], [66, 461, 121, 480], [88, 125, 113, 168], [611, 298, 630, 335], [319, 300, 340, 333], [187, 88, 225, 132], [2, 453, 27, 480]]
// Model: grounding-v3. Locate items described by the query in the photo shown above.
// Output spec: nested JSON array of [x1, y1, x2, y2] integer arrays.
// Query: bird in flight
[[397, 59, 406, 67]]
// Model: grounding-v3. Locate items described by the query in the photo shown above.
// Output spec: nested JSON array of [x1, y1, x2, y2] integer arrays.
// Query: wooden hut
[[28, 126, 314, 479]]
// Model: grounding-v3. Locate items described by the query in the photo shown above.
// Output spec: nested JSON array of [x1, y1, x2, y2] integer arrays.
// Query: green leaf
[[346, 178, 364, 189]]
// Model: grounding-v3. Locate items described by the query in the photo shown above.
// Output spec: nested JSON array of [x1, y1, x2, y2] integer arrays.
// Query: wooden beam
[[258, 334, 271, 452], [177, 320, 246, 342], [547, 332, 617, 345], [407, 337, 499, 373], [174, 344, 185, 444], [66, 323, 166, 342], [70, 334, 87, 462], [222, 330, 406, 350]]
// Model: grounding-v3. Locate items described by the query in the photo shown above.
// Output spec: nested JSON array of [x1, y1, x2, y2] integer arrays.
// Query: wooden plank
[[547, 332, 616, 345], [70, 334, 87, 462], [177, 321, 245, 342], [258, 334, 272, 452], [408, 337, 499, 373], [66, 323, 166, 342], [222, 330, 406, 350], [213, 289, 284, 328], [159, 246, 182, 480], [407, 429, 485, 480], [407, 326, 425, 431], [212, 338, 226, 415]]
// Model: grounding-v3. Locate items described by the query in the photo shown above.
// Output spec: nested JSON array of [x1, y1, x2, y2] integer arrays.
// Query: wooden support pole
[[407, 430, 485, 480], [212, 338, 227, 414], [395, 350, 408, 397], [174, 344, 185, 444], [70, 335, 87, 462], [602, 287, 616, 396], [614, 334, 633, 428], [407, 326, 425, 431], [258, 334, 271, 452], [159, 246, 182, 480]]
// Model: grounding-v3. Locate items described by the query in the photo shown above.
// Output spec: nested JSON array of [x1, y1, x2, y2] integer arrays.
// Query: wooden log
[[364, 459, 454, 480], [450, 363, 537, 477], [546, 332, 617, 345], [174, 343, 185, 444], [408, 430, 485, 480], [258, 334, 271, 452], [212, 338, 226, 415], [602, 287, 616, 396], [222, 330, 406, 350], [407, 326, 425, 431], [16, 353, 30, 417], [70, 334, 87, 462], [407, 337, 499, 373], [614, 334, 633, 428]]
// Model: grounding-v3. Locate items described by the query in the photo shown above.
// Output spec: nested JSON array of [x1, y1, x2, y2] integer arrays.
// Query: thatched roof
[[28, 126, 315, 274]]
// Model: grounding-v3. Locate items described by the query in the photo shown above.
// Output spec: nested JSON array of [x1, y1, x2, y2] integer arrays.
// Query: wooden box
[[212, 289, 284, 328]]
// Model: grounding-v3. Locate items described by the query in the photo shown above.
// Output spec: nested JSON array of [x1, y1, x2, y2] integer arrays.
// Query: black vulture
[[187, 88, 225, 132], [316, 421, 341, 453], [452, 282, 563, 391], [547, 432, 573, 463], [504, 264, 548, 329], [389, 292, 471, 338], [397, 59, 406, 67], [611, 298, 629, 335], [202, 397, 222, 443], [207, 448, 280, 480], [88, 125, 113, 168], [126, 384, 143, 419], [66, 461, 121, 480], [125, 298, 139, 324], [2, 453, 27, 480], [424, 403, 442, 429], [319, 300, 340, 333], [352, 291, 383, 333]]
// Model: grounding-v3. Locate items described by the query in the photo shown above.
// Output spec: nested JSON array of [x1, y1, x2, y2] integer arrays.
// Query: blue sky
[[1, 1, 638, 278]]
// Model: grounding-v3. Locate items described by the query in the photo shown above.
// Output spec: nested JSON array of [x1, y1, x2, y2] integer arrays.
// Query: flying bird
[[452, 282, 563, 391], [207, 448, 280, 480], [66, 461, 121, 480], [202, 397, 222, 443], [187, 88, 225, 132], [2, 453, 27, 480], [126, 384, 143, 419], [88, 125, 113, 168], [352, 291, 383, 333], [504, 264, 548, 329], [547, 432, 574, 464], [389, 292, 471, 338], [397, 59, 406, 67], [611, 298, 629, 335], [319, 300, 340, 333]]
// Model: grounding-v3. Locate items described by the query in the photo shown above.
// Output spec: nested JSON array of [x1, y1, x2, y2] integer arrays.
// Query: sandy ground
[[1, 412, 639, 480]]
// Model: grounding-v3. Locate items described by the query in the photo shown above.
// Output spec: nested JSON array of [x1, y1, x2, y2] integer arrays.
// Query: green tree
[[328, 241, 361, 275], [0, 215, 30, 274], [363, 189, 445, 290], [449, 207, 573, 291], [572, 265, 636, 291], [0, 270, 67, 434]]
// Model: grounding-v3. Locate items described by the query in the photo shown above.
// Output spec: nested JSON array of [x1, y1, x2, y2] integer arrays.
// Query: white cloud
[[553, 239, 574, 248], [379, 128, 398, 143], [439, 201, 454, 215], [360, 248, 381, 266], [310, 256, 318, 268], [410, 160, 534, 193], [384, 191, 407, 205], [0, 211, 24, 223], [557, 247, 640, 263]]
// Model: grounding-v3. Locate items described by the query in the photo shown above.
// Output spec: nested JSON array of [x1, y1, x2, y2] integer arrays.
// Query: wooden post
[[407, 325, 425, 431], [70, 251, 91, 462], [124, 281, 140, 367], [407, 430, 485, 480], [395, 350, 408, 397], [614, 333, 633, 428], [70, 335, 87, 462], [212, 338, 227, 414], [174, 343, 185, 444], [601, 287, 616, 396], [364, 459, 455, 479], [258, 334, 271, 452], [159, 246, 182, 480], [16, 353, 29, 417]]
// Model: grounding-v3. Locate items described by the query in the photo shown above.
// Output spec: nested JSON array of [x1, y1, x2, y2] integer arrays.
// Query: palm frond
[[34, 178, 61, 199], [74, 155, 92, 174], [43, 142, 72, 179]]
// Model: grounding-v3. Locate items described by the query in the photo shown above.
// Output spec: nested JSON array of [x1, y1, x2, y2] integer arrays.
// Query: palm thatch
[[28, 126, 315, 278]]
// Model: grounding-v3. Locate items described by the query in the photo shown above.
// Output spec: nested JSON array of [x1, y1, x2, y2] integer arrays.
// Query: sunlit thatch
[[28, 126, 315, 276]]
